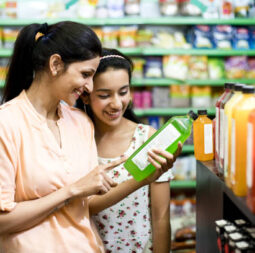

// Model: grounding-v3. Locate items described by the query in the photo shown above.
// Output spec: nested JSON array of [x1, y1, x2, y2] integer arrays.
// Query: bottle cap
[[224, 82, 235, 89], [188, 110, 198, 120], [242, 86, 255, 94], [198, 109, 207, 115], [234, 83, 244, 92]]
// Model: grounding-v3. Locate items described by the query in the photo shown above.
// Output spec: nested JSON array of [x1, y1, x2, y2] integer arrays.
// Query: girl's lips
[[105, 111, 121, 119]]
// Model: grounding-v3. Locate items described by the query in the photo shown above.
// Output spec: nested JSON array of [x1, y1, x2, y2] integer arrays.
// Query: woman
[[0, 23, 179, 253]]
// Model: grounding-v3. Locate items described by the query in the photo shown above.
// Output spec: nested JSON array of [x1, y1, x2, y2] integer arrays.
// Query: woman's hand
[[69, 157, 126, 198], [144, 142, 182, 184]]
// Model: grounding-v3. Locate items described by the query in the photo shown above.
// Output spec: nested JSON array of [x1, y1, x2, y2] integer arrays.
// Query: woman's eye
[[98, 95, 109, 99], [82, 72, 90, 78], [120, 91, 128, 96]]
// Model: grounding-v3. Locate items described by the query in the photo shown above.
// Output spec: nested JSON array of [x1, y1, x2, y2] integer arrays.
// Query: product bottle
[[124, 111, 198, 181], [247, 109, 255, 213], [215, 83, 234, 168], [193, 110, 214, 161], [231, 86, 255, 196], [224, 83, 243, 187], [219, 83, 234, 172]]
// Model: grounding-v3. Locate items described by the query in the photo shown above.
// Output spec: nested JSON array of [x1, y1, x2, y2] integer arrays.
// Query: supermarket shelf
[[170, 180, 196, 189], [132, 78, 255, 86], [1, 17, 255, 26], [134, 107, 216, 116], [2, 48, 255, 57]]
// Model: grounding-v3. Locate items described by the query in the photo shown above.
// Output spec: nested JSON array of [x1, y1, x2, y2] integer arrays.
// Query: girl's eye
[[98, 95, 109, 99], [120, 91, 128, 96]]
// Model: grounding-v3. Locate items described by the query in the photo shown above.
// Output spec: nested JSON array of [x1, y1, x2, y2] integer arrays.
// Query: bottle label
[[231, 119, 236, 179], [215, 107, 219, 153], [220, 108, 225, 159], [131, 123, 180, 171], [204, 123, 213, 154], [224, 112, 229, 176], [247, 123, 253, 189]]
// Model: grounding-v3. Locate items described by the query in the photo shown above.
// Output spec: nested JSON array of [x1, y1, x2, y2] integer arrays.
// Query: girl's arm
[[150, 181, 171, 253]]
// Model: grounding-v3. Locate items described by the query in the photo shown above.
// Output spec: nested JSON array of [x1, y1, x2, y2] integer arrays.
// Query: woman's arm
[[150, 181, 171, 253], [0, 158, 124, 235]]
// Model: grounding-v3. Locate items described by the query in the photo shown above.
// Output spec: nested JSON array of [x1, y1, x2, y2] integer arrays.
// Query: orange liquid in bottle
[[247, 109, 255, 213], [231, 86, 255, 196], [193, 110, 214, 161]]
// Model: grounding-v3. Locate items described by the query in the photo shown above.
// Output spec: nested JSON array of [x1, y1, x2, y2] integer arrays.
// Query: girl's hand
[[145, 142, 182, 184], [69, 157, 126, 198]]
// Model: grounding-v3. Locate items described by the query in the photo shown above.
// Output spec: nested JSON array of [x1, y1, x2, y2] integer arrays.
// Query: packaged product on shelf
[[123, 110, 198, 181], [17, 0, 48, 19], [219, 0, 234, 19], [140, 0, 160, 18], [93, 28, 103, 41], [119, 26, 138, 48], [143, 56, 163, 78], [159, 0, 179, 16], [219, 83, 234, 171], [215, 83, 233, 169], [0, 58, 8, 82], [233, 0, 250, 18], [191, 86, 211, 108], [215, 219, 231, 252], [148, 116, 161, 129], [101, 26, 119, 48], [188, 56, 208, 80], [223, 224, 238, 253], [188, 25, 213, 49], [163, 55, 190, 80], [202, 0, 219, 19], [170, 85, 190, 108], [132, 90, 143, 108], [2, 27, 20, 49], [231, 86, 255, 196], [136, 28, 153, 47], [224, 83, 243, 187], [193, 109, 214, 161], [107, 0, 125, 17], [141, 89, 152, 108], [4, 0, 17, 18], [124, 0, 140, 16], [247, 58, 255, 79], [131, 57, 145, 78], [247, 109, 255, 214], [233, 27, 250, 50], [212, 25, 233, 49], [249, 27, 255, 49], [225, 56, 248, 79], [208, 58, 225, 79], [152, 86, 169, 108], [179, 0, 202, 16], [95, 0, 108, 18]]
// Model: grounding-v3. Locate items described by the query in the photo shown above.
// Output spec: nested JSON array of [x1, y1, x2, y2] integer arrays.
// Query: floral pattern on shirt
[[93, 124, 172, 253]]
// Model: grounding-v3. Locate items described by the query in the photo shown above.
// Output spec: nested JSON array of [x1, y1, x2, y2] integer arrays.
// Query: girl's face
[[89, 68, 131, 127], [53, 57, 100, 106]]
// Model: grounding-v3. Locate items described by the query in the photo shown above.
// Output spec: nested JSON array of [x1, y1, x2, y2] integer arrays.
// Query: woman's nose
[[84, 78, 93, 94]]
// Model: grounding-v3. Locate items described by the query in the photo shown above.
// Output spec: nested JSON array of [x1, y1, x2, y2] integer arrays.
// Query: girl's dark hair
[[77, 48, 139, 123], [2, 21, 102, 103]]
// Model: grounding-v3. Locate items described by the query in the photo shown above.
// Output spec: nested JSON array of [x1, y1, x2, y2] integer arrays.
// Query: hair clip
[[35, 32, 44, 42], [100, 55, 125, 60]]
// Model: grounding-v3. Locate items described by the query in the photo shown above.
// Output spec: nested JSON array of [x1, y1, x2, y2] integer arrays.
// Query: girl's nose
[[110, 96, 122, 109]]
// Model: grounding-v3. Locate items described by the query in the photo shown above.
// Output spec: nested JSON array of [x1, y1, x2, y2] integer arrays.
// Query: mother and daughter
[[0, 21, 181, 253]]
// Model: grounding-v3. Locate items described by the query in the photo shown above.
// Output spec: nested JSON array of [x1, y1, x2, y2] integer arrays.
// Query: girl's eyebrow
[[96, 84, 129, 92]]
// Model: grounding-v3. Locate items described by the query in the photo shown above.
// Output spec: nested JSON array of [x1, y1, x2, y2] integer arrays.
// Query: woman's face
[[88, 68, 131, 127], [53, 57, 100, 106]]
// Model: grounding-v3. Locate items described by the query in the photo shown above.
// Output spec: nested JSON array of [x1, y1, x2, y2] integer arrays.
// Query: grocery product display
[[1, 0, 255, 252]]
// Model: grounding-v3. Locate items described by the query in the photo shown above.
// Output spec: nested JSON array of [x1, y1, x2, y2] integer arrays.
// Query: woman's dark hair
[[2, 21, 102, 103], [77, 48, 140, 123]]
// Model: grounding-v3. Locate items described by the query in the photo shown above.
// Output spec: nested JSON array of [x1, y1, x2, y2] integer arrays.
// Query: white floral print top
[[93, 124, 173, 253]]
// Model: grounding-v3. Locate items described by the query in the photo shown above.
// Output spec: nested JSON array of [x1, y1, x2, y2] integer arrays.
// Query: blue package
[[212, 25, 233, 49], [148, 116, 160, 130], [190, 25, 213, 49], [233, 27, 250, 49]]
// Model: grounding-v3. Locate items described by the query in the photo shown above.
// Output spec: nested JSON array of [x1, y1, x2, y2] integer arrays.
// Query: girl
[[81, 48, 180, 253]]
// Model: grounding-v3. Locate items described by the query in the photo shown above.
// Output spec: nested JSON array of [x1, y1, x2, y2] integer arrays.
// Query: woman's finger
[[103, 156, 127, 172]]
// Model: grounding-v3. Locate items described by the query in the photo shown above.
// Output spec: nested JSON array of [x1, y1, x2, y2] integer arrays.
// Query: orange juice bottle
[[231, 86, 255, 196], [223, 83, 243, 187], [247, 109, 255, 213], [193, 110, 214, 161]]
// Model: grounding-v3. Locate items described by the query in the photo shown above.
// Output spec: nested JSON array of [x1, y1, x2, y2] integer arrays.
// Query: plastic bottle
[[247, 109, 255, 213], [219, 83, 234, 172], [193, 109, 214, 161], [215, 83, 234, 168], [231, 86, 255, 196], [124, 111, 198, 181], [224, 83, 243, 187]]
